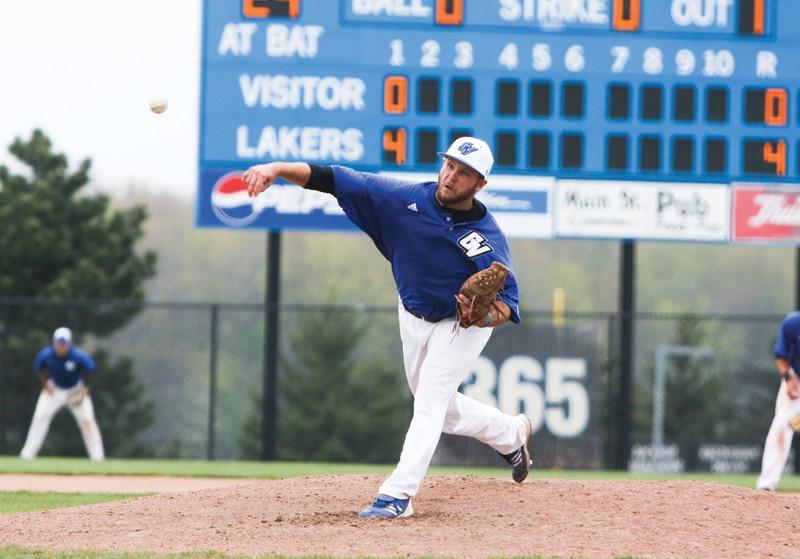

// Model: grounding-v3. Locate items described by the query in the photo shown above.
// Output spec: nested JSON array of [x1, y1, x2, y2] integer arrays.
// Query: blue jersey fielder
[[774, 311, 800, 373], [21, 327, 105, 461], [757, 311, 800, 490], [331, 166, 521, 323], [34, 346, 96, 389]]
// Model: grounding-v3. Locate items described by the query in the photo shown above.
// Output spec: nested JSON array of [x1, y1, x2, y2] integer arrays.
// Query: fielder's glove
[[455, 261, 510, 328], [67, 385, 89, 407], [789, 414, 800, 433]]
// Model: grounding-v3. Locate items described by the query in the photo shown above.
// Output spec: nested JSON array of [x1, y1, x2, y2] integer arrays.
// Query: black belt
[[403, 304, 443, 323]]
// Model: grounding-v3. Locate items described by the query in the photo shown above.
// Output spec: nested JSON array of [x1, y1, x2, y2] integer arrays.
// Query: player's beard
[[435, 178, 481, 208]]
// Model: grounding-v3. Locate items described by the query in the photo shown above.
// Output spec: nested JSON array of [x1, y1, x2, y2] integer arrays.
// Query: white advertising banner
[[555, 180, 730, 241], [383, 172, 555, 239]]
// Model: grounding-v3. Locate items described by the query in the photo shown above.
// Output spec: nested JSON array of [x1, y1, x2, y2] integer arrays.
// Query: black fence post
[[606, 314, 619, 470], [262, 232, 281, 460], [618, 240, 636, 470], [207, 304, 219, 461]]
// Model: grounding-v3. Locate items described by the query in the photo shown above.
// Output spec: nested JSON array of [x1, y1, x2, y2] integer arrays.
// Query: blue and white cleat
[[499, 414, 534, 483], [359, 494, 414, 519]]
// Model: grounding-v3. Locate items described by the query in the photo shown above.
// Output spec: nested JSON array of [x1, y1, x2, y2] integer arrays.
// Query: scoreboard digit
[[383, 76, 408, 114], [738, 0, 765, 35], [243, 0, 300, 19], [612, 0, 640, 31], [435, 0, 464, 25], [743, 139, 786, 176], [383, 128, 407, 165]]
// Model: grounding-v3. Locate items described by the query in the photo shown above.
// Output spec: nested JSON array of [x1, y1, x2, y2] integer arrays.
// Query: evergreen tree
[[0, 130, 157, 456], [238, 306, 409, 462], [633, 315, 735, 444], [237, 388, 262, 460]]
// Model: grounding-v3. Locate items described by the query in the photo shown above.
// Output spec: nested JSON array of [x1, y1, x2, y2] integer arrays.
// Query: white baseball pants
[[756, 379, 800, 490], [20, 382, 105, 461], [378, 303, 531, 499]]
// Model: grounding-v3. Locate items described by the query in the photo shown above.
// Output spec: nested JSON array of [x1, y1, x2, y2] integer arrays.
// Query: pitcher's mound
[[1, 474, 799, 558]]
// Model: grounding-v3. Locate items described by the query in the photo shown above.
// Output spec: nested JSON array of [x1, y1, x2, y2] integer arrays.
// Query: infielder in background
[[20, 327, 105, 461], [243, 137, 533, 519], [757, 311, 800, 490]]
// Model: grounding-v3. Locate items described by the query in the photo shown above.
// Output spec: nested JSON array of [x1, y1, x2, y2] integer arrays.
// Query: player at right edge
[[757, 311, 800, 490]]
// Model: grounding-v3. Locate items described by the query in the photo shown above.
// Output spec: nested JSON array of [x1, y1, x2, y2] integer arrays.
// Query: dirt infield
[[2, 474, 800, 558]]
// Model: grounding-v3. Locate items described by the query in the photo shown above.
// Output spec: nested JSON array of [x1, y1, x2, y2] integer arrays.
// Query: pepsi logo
[[210, 172, 260, 227]]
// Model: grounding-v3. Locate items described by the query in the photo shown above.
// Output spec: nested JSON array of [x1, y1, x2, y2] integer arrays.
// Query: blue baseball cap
[[53, 327, 72, 344]]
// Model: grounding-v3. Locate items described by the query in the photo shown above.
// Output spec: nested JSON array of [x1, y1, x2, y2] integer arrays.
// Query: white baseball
[[148, 96, 168, 114]]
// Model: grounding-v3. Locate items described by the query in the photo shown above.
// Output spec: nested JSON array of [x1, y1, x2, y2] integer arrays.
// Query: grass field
[[0, 490, 140, 514]]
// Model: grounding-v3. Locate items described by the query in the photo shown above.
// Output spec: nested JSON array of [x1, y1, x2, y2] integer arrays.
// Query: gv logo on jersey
[[458, 231, 493, 258], [457, 142, 479, 155], [65, 361, 75, 372], [210, 172, 261, 227]]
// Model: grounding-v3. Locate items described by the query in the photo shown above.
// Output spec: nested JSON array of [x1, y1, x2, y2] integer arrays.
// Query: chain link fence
[[0, 299, 786, 472]]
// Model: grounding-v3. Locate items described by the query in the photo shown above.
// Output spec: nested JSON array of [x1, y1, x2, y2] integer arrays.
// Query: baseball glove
[[67, 385, 88, 407], [790, 414, 800, 433], [456, 261, 510, 328]]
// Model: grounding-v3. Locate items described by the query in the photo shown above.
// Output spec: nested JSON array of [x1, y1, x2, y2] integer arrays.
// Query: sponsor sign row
[[197, 168, 800, 244], [628, 443, 781, 474]]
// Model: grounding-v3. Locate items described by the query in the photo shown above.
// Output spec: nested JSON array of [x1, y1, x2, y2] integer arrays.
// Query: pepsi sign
[[197, 169, 356, 231]]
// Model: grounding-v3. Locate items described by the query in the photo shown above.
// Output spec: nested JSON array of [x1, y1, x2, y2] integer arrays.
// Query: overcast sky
[[0, 0, 201, 198]]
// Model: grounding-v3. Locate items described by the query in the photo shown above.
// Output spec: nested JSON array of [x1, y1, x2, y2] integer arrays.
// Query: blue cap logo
[[457, 142, 479, 155]]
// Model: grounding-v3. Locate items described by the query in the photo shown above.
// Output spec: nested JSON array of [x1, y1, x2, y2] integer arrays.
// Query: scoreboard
[[197, 0, 800, 243]]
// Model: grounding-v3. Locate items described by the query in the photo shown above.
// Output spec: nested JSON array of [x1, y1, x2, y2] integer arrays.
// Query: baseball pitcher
[[757, 311, 800, 490], [243, 137, 533, 519], [20, 327, 105, 461]]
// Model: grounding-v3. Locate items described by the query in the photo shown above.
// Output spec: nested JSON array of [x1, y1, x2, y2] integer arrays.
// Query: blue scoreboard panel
[[198, 0, 799, 235]]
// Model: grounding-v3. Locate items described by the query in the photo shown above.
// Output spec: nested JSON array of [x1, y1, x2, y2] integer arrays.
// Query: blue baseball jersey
[[774, 311, 800, 373], [34, 346, 96, 389], [331, 166, 520, 323]]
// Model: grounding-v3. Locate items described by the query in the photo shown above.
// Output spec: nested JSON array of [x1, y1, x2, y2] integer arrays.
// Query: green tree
[[633, 316, 735, 444], [239, 306, 409, 462], [237, 388, 262, 460], [0, 130, 157, 457]]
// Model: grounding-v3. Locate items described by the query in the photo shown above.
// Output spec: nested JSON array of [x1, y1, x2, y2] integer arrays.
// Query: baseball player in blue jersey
[[243, 137, 533, 519], [757, 311, 800, 490], [20, 327, 105, 461]]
